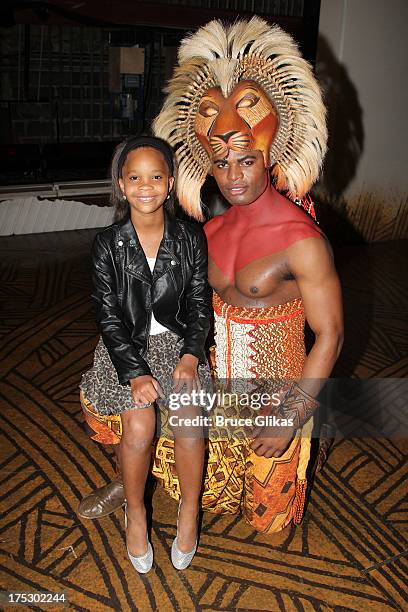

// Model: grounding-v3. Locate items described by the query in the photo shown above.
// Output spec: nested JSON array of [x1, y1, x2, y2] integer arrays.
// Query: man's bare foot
[[177, 500, 199, 552], [125, 504, 148, 556]]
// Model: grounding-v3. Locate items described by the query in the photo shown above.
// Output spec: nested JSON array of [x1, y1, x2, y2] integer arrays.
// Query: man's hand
[[130, 375, 164, 407], [173, 354, 200, 394], [250, 402, 296, 458]]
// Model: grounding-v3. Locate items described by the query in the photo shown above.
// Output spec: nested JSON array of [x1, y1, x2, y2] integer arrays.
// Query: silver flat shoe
[[125, 508, 153, 574], [171, 537, 197, 570], [171, 501, 198, 571]]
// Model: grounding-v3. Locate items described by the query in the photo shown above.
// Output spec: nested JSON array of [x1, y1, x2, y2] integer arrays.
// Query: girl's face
[[119, 147, 174, 217]]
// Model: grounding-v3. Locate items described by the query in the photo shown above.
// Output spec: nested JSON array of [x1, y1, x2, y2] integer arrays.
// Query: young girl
[[80, 136, 211, 572]]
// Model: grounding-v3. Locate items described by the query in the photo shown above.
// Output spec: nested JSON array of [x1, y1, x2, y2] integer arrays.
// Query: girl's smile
[[119, 147, 174, 217]]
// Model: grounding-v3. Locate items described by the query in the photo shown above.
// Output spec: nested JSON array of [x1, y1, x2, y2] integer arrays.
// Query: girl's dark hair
[[110, 135, 177, 221]]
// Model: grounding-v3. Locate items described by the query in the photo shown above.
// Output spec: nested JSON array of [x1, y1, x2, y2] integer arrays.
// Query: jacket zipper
[[174, 300, 186, 328], [144, 307, 152, 355]]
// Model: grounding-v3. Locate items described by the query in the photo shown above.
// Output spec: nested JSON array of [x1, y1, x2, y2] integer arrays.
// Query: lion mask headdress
[[153, 16, 327, 220]]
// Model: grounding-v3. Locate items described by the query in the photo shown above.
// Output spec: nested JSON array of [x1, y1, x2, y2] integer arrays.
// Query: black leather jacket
[[91, 211, 211, 385]]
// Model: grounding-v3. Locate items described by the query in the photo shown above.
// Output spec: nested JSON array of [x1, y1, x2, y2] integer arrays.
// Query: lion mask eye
[[198, 100, 219, 117], [236, 93, 259, 109]]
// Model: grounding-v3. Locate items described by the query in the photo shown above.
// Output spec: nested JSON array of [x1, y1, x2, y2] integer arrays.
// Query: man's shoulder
[[272, 192, 323, 241], [273, 191, 315, 222], [204, 214, 226, 238]]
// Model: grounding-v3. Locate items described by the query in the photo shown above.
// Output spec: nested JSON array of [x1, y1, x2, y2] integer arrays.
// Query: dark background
[[0, 0, 321, 185]]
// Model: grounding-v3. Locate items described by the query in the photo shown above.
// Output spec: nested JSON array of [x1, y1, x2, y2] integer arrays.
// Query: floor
[[0, 229, 407, 611]]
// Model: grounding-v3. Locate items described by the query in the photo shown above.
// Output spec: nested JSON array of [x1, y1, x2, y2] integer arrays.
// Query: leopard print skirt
[[79, 331, 212, 416]]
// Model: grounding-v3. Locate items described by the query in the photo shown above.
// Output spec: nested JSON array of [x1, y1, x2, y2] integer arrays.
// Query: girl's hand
[[173, 354, 200, 394], [130, 375, 164, 407]]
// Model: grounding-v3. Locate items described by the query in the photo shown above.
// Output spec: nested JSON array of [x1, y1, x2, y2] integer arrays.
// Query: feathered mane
[[153, 16, 327, 220]]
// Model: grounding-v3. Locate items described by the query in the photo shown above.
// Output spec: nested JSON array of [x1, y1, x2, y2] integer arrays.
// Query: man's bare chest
[[205, 212, 319, 306], [208, 251, 295, 307]]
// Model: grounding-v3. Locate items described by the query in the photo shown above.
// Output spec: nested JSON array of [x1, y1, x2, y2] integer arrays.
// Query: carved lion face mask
[[153, 17, 327, 220], [194, 81, 279, 166]]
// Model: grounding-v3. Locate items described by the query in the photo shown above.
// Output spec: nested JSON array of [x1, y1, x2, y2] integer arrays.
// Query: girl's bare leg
[[173, 408, 204, 552], [120, 407, 155, 555]]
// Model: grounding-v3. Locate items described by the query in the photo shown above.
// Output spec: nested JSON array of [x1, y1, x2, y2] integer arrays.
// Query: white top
[[146, 257, 168, 335]]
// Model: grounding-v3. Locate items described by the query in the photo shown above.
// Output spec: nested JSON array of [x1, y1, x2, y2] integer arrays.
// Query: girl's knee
[[121, 410, 155, 449]]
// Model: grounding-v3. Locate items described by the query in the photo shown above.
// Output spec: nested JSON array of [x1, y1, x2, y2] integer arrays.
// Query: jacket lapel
[[152, 211, 183, 283], [119, 217, 152, 285], [118, 211, 183, 285]]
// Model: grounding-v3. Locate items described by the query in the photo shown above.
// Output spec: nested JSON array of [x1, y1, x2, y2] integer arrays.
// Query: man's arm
[[290, 236, 343, 382], [251, 236, 343, 457]]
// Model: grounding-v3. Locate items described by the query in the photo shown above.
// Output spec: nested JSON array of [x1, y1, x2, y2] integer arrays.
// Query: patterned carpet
[[0, 230, 407, 611]]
